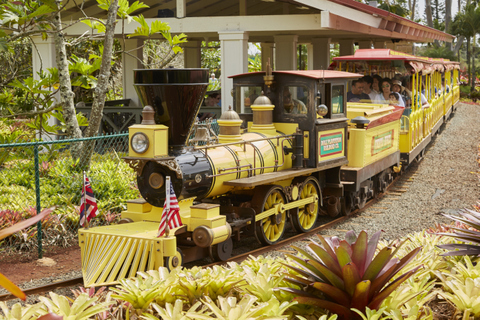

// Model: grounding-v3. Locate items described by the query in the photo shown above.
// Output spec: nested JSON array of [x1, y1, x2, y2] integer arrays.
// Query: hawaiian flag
[[157, 177, 182, 237], [79, 172, 99, 227]]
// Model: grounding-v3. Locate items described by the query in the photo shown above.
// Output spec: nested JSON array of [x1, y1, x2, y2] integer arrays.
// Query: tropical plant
[[0, 301, 44, 320], [278, 231, 422, 320], [141, 300, 207, 320], [110, 276, 163, 314], [437, 208, 480, 256], [38, 292, 110, 320]]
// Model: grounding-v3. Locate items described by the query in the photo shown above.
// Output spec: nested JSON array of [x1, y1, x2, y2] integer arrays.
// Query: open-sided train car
[[332, 49, 460, 166]]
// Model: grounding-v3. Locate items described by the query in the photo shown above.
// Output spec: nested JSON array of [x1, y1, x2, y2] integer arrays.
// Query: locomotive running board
[[78, 222, 176, 287]]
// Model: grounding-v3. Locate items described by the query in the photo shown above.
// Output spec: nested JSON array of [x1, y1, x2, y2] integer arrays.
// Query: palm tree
[[449, 4, 480, 91]]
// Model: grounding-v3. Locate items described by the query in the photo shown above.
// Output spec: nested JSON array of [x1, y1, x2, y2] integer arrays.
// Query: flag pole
[[83, 171, 90, 230], [165, 176, 170, 237]]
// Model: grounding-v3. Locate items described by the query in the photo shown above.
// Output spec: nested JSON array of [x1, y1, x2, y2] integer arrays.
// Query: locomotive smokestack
[[134, 68, 209, 149]]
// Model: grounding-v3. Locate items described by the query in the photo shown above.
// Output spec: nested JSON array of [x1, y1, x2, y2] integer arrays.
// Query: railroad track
[[0, 165, 418, 301]]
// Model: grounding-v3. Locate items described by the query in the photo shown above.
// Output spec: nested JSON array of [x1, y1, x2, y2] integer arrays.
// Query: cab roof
[[229, 70, 363, 80]]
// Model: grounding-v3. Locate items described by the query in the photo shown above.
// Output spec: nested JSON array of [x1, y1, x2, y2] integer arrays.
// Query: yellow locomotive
[[79, 55, 455, 286]]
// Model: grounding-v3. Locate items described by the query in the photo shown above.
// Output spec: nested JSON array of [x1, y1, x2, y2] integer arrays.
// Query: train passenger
[[391, 80, 406, 107], [283, 87, 307, 114], [389, 92, 402, 106], [372, 74, 383, 95], [377, 79, 393, 103], [347, 79, 370, 102], [404, 78, 429, 108], [362, 76, 382, 103]]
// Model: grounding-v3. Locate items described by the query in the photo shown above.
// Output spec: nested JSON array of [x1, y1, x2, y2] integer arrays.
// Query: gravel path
[[306, 102, 480, 245]]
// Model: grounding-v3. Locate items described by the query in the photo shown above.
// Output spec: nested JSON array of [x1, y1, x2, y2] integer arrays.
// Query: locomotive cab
[[231, 70, 361, 170]]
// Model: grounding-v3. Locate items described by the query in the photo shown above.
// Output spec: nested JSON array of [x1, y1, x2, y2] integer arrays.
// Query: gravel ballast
[[296, 102, 480, 247]]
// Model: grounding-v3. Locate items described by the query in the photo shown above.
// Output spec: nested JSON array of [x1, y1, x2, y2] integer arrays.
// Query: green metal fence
[[0, 133, 136, 258], [0, 120, 220, 258]]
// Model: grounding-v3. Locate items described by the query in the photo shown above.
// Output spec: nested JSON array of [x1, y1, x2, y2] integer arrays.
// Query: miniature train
[[78, 49, 460, 287]]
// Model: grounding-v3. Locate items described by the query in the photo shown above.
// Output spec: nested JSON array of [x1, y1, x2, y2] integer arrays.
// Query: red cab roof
[[229, 70, 363, 80]]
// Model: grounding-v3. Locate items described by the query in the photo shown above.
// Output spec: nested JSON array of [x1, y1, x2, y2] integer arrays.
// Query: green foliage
[[279, 231, 422, 320], [437, 208, 480, 256], [201, 41, 221, 77], [377, 0, 410, 17], [416, 45, 457, 61]]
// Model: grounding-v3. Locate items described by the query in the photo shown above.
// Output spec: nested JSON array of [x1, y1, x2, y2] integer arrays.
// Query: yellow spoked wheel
[[291, 177, 320, 233], [164, 248, 183, 271], [253, 185, 287, 245]]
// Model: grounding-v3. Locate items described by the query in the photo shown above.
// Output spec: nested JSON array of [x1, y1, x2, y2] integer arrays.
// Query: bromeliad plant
[[437, 208, 480, 256], [278, 231, 422, 319]]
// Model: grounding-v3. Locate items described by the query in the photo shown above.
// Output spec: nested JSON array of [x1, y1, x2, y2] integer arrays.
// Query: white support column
[[32, 36, 58, 140], [358, 40, 372, 49], [338, 39, 354, 56], [261, 42, 273, 71], [219, 31, 249, 113], [184, 40, 201, 68], [374, 41, 386, 48], [123, 39, 143, 109], [274, 35, 298, 71], [176, 0, 186, 17], [308, 38, 331, 70]]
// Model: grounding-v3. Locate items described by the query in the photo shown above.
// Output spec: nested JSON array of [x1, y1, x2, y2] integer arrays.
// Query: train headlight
[[131, 132, 149, 153]]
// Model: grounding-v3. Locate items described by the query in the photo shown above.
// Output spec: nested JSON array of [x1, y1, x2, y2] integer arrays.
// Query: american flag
[[157, 177, 182, 237], [79, 172, 99, 227]]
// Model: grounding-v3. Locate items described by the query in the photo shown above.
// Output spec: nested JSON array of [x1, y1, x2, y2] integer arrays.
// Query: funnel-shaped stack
[[134, 68, 209, 149]]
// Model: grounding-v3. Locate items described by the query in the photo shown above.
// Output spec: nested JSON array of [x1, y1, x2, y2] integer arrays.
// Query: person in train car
[[362, 75, 382, 103], [283, 87, 307, 114], [347, 79, 370, 102], [372, 74, 383, 95], [391, 80, 406, 107], [389, 92, 402, 106], [403, 78, 429, 108], [377, 79, 393, 103]]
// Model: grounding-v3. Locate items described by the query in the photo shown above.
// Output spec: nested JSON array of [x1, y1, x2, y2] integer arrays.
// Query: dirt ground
[[0, 246, 81, 284]]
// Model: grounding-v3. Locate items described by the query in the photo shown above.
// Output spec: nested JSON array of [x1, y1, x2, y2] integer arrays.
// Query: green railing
[[0, 133, 135, 258]]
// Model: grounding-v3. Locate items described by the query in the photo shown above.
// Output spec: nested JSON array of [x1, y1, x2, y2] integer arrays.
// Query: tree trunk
[[467, 37, 472, 89], [77, 0, 119, 169], [454, 36, 465, 58], [409, 0, 417, 21], [425, 0, 434, 28], [53, 0, 83, 159], [471, 39, 476, 92], [445, 0, 452, 50]]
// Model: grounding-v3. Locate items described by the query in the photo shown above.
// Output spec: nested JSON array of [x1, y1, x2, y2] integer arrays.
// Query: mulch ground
[[0, 246, 81, 284]]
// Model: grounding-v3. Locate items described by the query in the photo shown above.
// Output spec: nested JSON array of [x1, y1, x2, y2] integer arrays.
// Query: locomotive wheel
[[252, 185, 287, 245], [356, 190, 367, 209], [209, 238, 233, 262], [164, 248, 183, 271], [341, 193, 354, 216], [291, 177, 320, 233]]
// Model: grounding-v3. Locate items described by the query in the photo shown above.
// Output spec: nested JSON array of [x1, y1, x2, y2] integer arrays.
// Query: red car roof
[[229, 70, 363, 80]]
